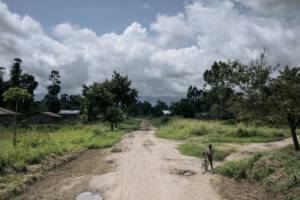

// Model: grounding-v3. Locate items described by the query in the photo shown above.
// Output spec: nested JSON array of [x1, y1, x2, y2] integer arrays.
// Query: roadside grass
[[178, 141, 234, 161], [215, 146, 300, 199], [155, 117, 289, 143], [0, 118, 141, 174]]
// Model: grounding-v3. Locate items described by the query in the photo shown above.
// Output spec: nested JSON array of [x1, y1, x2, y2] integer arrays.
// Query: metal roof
[[162, 110, 171, 115], [41, 112, 62, 118], [59, 110, 80, 115], [0, 107, 17, 115]]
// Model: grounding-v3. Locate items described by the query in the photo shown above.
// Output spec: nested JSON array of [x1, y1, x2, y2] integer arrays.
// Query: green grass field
[[155, 118, 290, 143], [0, 118, 141, 174]]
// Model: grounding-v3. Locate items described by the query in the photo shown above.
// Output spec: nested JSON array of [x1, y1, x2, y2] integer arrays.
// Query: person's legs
[[208, 157, 213, 171]]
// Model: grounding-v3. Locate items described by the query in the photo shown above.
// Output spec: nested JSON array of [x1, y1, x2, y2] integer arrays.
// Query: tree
[[110, 71, 138, 107], [228, 54, 273, 121], [269, 66, 300, 150], [3, 87, 31, 146], [81, 71, 138, 122], [171, 99, 195, 118], [20, 73, 38, 97], [60, 94, 82, 110], [9, 58, 23, 87], [153, 100, 168, 117], [203, 61, 235, 119], [104, 106, 123, 130], [0, 67, 7, 106], [44, 70, 61, 113], [81, 82, 114, 121]]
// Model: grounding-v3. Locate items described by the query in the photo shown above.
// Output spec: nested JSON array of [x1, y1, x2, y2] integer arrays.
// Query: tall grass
[[155, 118, 289, 143], [0, 118, 141, 173], [215, 146, 300, 199]]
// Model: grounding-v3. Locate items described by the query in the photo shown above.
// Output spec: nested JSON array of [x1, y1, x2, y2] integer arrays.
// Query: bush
[[215, 153, 264, 180], [191, 125, 208, 136], [161, 117, 170, 124], [230, 128, 262, 138], [223, 119, 237, 125]]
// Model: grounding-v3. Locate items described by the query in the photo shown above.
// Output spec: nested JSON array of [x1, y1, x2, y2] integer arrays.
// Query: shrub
[[223, 119, 237, 125], [191, 125, 208, 136], [215, 153, 264, 180], [230, 128, 262, 138], [161, 117, 170, 124]]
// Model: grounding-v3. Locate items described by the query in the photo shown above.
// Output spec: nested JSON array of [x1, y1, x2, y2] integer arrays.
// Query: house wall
[[30, 114, 61, 124], [60, 114, 80, 121], [0, 115, 14, 126]]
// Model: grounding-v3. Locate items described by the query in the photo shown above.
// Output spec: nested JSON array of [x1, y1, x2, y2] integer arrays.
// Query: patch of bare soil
[[12, 149, 113, 200]]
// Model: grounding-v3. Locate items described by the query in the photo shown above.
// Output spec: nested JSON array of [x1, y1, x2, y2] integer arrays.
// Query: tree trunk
[[288, 114, 299, 151], [115, 122, 118, 129], [111, 122, 114, 131], [290, 126, 299, 151], [13, 102, 18, 147]]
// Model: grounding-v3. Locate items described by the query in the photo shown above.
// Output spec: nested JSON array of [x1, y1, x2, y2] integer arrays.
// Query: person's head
[[208, 144, 212, 149]]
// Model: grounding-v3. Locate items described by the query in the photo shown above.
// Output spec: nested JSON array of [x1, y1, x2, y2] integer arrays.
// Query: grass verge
[[0, 118, 141, 174], [215, 146, 300, 199]]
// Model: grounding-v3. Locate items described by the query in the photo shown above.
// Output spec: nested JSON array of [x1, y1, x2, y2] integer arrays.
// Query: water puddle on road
[[76, 192, 103, 200]]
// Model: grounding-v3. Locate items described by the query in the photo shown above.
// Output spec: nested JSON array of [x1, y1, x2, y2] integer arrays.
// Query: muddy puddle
[[76, 192, 103, 200], [76, 192, 104, 200]]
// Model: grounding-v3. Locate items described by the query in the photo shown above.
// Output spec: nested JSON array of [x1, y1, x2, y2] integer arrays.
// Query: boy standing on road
[[204, 144, 214, 172]]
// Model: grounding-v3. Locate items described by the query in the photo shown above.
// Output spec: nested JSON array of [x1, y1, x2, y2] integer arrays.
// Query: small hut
[[30, 112, 62, 124]]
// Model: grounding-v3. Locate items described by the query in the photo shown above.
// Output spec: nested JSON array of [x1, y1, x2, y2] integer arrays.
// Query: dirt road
[[89, 121, 220, 200], [14, 121, 221, 200]]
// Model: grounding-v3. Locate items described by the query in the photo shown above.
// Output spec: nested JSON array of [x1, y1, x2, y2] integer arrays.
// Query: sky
[[0, 0, 300, 103]]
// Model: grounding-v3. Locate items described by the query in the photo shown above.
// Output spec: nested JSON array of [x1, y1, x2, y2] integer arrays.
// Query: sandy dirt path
[[90, 120, 221, 200], [224, 136, 300, 162]]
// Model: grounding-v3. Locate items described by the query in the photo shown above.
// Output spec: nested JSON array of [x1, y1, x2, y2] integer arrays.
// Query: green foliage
[[44, 70, 61, 113], [60, 94, 82, 110], [171, 99, 195, 118], [3, 87, 31, 103], [104, 106, 124, 130], [161, 116, 170, 124], [9, 58, 23, 87], [81, 71, 137, 122], [152, 100, 168, 117], [215, 153, 264, 180], [269, 66, 300, 150]]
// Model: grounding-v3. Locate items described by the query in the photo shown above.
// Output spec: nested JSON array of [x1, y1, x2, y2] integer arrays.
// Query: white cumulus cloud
[[0, 0, 300, 100]]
